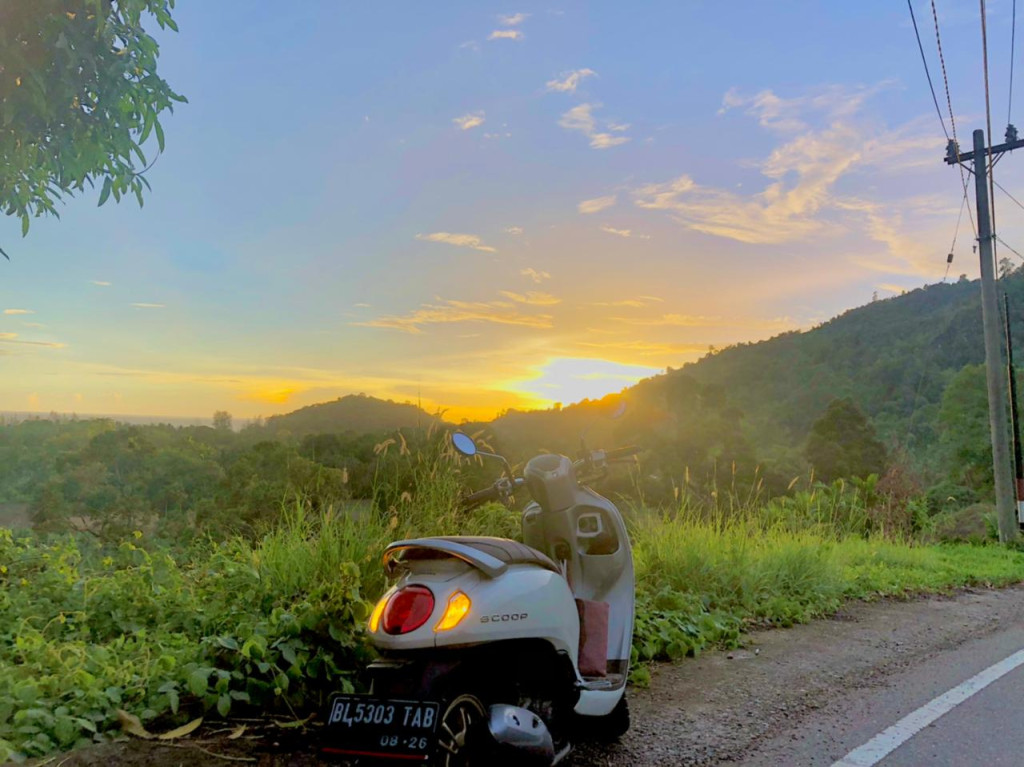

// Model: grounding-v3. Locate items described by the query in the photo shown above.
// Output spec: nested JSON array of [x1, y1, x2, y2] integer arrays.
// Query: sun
[[508, 357, 662, 409]]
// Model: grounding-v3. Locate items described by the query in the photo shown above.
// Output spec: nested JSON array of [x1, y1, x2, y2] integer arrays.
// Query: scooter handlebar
[[462, 485, 501, 506], [460, 477, 524, 508], [603, 445, 641, 461]]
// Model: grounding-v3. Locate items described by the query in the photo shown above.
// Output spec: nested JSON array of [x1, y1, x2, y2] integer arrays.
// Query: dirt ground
[[15, 584, 1024, 767]]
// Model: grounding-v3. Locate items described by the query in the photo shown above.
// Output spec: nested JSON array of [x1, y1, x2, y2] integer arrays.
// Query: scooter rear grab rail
[[383, 537, 508, 579]]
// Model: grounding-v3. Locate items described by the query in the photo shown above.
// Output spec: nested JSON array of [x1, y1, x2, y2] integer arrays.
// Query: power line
[[908, 0, 950, 139], [993, 177, 1024, 213], [945, 188, 971, 281], [929, 0, 978, 246], [931, 0, 960, 145], [980, 0, 1001, 273], [997, 234, 1024, 262], [1011, 0, 1018, 125]]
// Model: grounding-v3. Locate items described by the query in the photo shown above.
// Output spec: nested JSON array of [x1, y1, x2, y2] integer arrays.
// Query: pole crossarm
[[945, 136, 1024, 164]]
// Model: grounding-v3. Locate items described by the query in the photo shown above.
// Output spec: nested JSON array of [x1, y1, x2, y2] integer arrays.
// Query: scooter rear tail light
[[382, 585, 435, 635]]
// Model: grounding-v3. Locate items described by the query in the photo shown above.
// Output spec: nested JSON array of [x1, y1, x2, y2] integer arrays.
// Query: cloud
[[353, 296, 554, 334], [577, 339, 711, 357], [578, 195, 617, 214], [488, 29, 523, 40], [21, 322, 46, 328], [610, 313, 797, 331], [546, 68, 596, 93], [90, 280, 111, 286], [632, 126, 859, 244], [559, 104, 630, 149], [3, 309, 33, 315], [521, 267, 551, 283], [353, 303, 371, 308], [131, 303, 166, 309], [498, 12, 529, 25], [877, 283, 909, 294], [498, 290, 561, 306], [453, 112, 485, 131], [590, 296, 663, 308], [239, 387, 298, 404], [504, 226, 523, 235], [635, 83, 941, 248], [718, 83, 888, 134], [600, 225, 631, 238], [599, 224, 651, 239], [0, 333, 65, 348], [836, 197, 942, 278], [415, 232, 497, 253]]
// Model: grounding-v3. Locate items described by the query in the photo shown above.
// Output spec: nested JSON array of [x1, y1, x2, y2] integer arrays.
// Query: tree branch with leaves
[[0, 0, 185, 257]]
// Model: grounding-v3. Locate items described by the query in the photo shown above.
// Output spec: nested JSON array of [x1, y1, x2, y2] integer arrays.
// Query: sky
[[4, 1, 1024, 423]]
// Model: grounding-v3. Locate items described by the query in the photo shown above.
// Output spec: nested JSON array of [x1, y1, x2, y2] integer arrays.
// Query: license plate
[[322, 695, 440, 760]]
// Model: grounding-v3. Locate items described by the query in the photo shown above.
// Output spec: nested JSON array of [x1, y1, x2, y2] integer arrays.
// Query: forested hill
[[264, 394, 443, 437], [678, 276, 993, 451], [472, 271, 1024, 499]]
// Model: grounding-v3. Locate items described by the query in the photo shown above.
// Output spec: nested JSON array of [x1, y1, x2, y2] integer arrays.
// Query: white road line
[[831, 647, 1024, 767]]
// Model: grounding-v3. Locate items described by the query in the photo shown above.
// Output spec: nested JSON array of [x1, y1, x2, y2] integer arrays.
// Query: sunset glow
[[3, 2, 1015, 423]]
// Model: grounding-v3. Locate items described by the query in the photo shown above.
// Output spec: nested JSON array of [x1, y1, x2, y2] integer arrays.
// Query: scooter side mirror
[[452, 432, 478, 457]]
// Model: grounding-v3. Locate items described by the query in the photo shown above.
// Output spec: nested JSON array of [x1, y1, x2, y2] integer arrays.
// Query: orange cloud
[[238, 387, 299, 404], [354, 296, 554, 334]]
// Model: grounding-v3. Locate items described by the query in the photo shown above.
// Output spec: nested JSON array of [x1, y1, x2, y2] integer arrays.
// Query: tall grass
[[4, 434, 1024, 760]]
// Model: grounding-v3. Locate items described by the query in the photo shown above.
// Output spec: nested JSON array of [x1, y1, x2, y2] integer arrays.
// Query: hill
[[260, 272, 1022, 502], [466, 272, 1024, 500], [264, 393, 446, 438]]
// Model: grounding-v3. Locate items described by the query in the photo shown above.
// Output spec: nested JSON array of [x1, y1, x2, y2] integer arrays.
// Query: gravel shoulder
[[19, 584, 1024, 767]]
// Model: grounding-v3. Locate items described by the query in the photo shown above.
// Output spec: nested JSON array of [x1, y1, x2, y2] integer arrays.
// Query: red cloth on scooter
[[575, 599, 609, 677]]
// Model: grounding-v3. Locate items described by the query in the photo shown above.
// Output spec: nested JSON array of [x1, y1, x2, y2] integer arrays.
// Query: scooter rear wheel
[[436, 693, 488, 767]]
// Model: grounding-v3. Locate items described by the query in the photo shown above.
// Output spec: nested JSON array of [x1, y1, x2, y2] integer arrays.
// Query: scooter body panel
[[369, 560, 580, 661]]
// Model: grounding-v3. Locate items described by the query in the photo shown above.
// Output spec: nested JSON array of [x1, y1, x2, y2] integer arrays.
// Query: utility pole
[[1004, 293, 1024, 524], [946, 128, 1022, 542]]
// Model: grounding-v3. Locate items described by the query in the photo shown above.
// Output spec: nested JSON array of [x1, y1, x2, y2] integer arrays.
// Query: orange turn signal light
[[434, 591, 471, 632], [368, 591, 390, 632]]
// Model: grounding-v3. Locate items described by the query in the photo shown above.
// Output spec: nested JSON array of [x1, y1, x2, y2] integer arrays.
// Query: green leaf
[[155, 121, 165, 153], [216, 636, 239, 651], [280, 643, 297, 666], [187, 669, 208, 697], [21, 215, 29, 237], [98, 177, 112, 207], [216, 694, 231, 718], [140, 109, 155, 144]]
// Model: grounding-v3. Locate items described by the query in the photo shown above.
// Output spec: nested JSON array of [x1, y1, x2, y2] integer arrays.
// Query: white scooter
[[321, 433, 639, 765]]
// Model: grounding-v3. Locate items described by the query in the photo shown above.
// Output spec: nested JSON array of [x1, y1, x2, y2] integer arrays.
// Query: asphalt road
[[751, 613, 1024, 766], [573, 584, 1024, 766]]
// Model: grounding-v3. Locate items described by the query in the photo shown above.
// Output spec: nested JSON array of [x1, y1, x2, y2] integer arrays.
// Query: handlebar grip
[[462, 485, 501, 506], [604, 445, 641, 461]]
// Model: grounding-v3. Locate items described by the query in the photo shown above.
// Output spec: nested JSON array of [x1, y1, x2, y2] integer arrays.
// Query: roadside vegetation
[[2, 425, 1023, 762]]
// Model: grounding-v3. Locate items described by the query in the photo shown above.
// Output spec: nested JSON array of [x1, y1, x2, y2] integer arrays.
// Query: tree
[[805, 397, 888, 482], [212, 410, 233, 432], [0, 0, 185, 250], [937, 364, 997, 492]]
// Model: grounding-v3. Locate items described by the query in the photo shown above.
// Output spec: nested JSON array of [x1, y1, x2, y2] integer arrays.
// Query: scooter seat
[[434, 536, 561, 574]]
